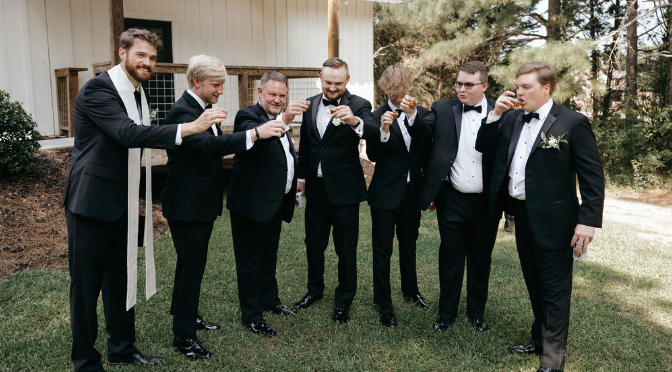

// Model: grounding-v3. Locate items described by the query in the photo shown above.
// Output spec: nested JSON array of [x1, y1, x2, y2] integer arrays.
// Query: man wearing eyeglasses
[[413, 61, 500, 332]]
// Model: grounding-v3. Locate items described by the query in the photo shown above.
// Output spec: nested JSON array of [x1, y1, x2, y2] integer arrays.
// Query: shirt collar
[[526, 98, 554, 122], [187, 89, 208, 110]]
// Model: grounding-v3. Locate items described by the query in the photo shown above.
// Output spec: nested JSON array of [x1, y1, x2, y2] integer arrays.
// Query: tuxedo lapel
[[452, 103, 463, 141], [507, 111, 525, 165], [530, 104, 558, 155], [310, 96, 321, 140]]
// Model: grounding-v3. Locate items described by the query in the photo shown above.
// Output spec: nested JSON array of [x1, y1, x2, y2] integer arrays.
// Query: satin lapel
[[453, 104, 462, 141], [530, 107, 558, 156], [507, 111, 525, 165], [310, 96, 321, 140]]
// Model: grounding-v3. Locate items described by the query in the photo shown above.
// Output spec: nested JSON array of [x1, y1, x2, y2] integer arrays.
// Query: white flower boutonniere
[[332, 117, 342, 126], [149, 108, 159, 124], [538, 131, 568, 149]]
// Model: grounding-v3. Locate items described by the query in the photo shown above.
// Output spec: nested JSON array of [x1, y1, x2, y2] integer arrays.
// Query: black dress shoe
[[536, 368, 563, 372], [379, 308, 396, 328], [508, 343, 542, 355], [293, 293, 323, 310], [196, 314, 221, 331], [173, 336, 211, 359], [107, 350, 164, 365], [332, 307, 350, 324], [433, 318, 456, 332], [245, 320, 277, 336], [469, 317, 488, 332], [404, 293, 433, 309], [265, 304, 297, 316]]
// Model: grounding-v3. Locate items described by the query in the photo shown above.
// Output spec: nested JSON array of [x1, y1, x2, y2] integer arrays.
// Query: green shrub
[[0, 90, 41, 177]]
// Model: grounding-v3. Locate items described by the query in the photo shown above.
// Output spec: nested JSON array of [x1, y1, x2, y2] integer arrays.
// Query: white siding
[[0, 0, 374, 136]]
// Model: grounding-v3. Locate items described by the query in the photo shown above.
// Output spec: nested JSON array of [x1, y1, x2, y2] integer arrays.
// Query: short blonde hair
[[378, 64, 413, 96], [187, 55, 227, 88]]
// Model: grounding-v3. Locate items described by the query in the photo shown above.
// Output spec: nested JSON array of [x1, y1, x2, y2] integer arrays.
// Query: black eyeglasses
[[455, 82, 486, 89]]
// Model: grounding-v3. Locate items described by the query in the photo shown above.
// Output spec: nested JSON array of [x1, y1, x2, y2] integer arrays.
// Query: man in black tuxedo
[[62, 29, 226, 372], [228, 72, 305, 336], [476, 62, 604, 372], [293, 57, 377, 324], [367, 64, 432, 328], [414, 61, 500, 333], [162, 56, 285, 358]]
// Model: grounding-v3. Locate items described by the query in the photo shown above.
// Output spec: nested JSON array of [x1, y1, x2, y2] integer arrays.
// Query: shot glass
[[573, 245, 588, 262]]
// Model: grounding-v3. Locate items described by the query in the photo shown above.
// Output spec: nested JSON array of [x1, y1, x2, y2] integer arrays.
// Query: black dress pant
[[511, 197, 574, 370], [435, 183, 499, 322], [168, 219, 214, 338], [230, 209, 283, 324], [304, 178, 360, 308], [66, 209, 137, 372], [371, 183, 421, 309]]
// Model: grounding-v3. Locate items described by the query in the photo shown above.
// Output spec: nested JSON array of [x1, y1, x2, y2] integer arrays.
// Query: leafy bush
[[0, 90, 41, 177], [593, 107, 672, 188]]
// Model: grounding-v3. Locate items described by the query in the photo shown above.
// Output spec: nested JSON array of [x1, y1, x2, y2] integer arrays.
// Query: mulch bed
[[0, 148, 376, 281]]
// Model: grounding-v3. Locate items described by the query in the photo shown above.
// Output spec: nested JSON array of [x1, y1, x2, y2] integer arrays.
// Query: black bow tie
[[395, 109, 403, 115], [205, 104, 212, 110], [522, 112, 540, 123], [463, 104, 482, 113], [322, 99, 339, 107]]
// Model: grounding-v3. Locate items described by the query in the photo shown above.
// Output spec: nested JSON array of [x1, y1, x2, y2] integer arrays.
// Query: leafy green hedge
[[0, 90, 41, 177]]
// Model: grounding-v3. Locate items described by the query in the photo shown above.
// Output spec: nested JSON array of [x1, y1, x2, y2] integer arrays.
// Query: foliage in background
[[0, 90, 40, 177]]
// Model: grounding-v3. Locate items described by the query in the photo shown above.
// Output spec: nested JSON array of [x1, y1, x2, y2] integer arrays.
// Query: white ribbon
[[107, 64, 157, 310]]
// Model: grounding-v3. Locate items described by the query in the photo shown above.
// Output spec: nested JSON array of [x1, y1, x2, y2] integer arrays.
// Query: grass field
[[1, 198, 671, 371]]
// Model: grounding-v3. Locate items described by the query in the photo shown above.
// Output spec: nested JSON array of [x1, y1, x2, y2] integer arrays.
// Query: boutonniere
[[149, 108, 159, 124], [538, 131, 567, 149], [332, 117, 342, 126]]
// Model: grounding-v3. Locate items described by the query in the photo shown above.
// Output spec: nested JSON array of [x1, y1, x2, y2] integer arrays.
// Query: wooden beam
[[328, 0, 339, 58], [109, 0, 124, 65]]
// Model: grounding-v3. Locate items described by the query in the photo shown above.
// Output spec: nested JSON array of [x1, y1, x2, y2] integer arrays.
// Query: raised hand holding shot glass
[[380, 111, 397, 133]]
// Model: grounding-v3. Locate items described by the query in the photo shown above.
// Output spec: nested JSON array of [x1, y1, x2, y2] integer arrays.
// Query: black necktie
[[133, 90, 143, 121], [522, 112, 540, 123], [463, 104, 482, 113], [322, 99, 339, 107]]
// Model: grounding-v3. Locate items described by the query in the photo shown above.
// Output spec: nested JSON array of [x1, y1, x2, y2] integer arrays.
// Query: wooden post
[[55, 68, 88, 137], [328, 0, 339, 58], [110, 0, 124, 65]]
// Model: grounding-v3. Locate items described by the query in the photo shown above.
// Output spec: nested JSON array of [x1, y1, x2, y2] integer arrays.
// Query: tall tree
[[667, 1, 672, 105], [625, 0, 639, 109]]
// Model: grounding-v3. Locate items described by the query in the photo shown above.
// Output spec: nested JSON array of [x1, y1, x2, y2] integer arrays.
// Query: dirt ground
[[0, 149, 668, 280]]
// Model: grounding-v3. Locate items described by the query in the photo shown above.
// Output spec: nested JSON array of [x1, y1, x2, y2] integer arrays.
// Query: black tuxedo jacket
[[476, 103, 605, 250], [296, 90, 377, 206], [415, 97, 496, 210], [227, 103, 297, 224], [62, 71, 178, 222], [366, 103, 430, 210], [161, 91, 247, 223]]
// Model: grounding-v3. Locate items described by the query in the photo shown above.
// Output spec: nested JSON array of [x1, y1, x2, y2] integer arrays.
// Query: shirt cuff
[[379, 127, 390, 142], [351, 117, 364, 137], [175, 124, 183, 145], [298, 178, 305, 183], [407, 110, 418, 126], [486, 113, 501, 123], [246, 129, 254, 150]]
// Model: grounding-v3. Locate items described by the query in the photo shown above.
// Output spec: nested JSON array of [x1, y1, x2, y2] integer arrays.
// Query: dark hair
[[260, 72, 289, 88], [459, 61, 487, 83], [516, 62, 557, 95], [322, 57, 349, 75], [119, 28, 162, 51]]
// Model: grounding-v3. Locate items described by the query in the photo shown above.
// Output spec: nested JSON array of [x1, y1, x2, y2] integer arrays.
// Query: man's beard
[[125, 60, 153, 83]]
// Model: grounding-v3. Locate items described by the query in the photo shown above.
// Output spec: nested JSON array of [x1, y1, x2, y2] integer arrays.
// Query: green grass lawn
[[1, 201, 671, 371]]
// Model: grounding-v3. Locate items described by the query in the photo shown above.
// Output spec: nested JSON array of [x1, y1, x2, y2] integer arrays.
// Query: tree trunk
[[603, 0, 623, 115], [624, 0, 638, 109], [547, 0, 562, 40], [590, 0, 600, 116], [667, 1, 672, 105]]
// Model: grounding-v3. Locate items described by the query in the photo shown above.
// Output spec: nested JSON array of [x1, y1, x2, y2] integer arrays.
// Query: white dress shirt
[[486, 99, 554, 201], [450, 96, 487, 193], [276, 115, 295, 194], [379, 100, 418, 183]]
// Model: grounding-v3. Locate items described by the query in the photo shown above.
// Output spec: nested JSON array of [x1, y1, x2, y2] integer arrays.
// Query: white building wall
[[0, 0, 374, 136]]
